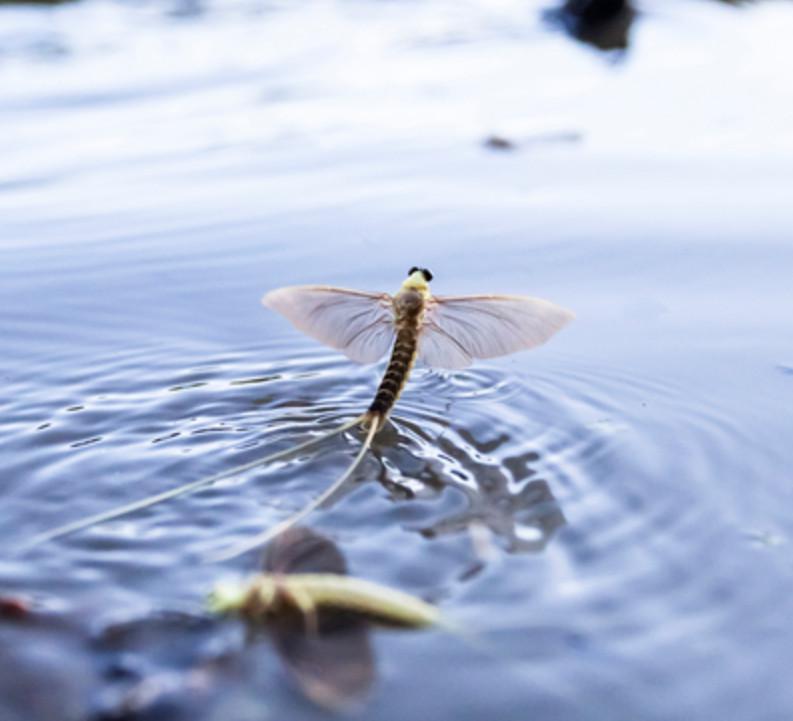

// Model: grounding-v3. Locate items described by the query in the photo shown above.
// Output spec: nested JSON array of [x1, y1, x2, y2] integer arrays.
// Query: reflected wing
[[265, 531, 373, 710], [270, 615, 374, 711], [263, 286, 395, 364], [264, 528, 348, 576], [418, 294, 574, 370]]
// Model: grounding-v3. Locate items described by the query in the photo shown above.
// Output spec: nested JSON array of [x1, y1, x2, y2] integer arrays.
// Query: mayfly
[[210, 527, 436, 709], [210, 527, 440, 629], [18, 268, 573, 556], [211, 571, 442, 628]]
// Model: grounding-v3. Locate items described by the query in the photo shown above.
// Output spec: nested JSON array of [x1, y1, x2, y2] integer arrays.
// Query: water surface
[[2, 1, 793, 719]]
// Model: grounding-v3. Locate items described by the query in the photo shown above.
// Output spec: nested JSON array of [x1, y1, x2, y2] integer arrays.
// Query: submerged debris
[[483, 135, 518, 151], [0, 595, 30, 619], [482, 131, 582, 152], [544, 0, 635, 52]]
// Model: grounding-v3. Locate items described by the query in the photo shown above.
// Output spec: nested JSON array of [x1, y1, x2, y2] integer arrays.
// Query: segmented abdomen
[[367, 327, 418, 417], [274, 574, 440, 627]]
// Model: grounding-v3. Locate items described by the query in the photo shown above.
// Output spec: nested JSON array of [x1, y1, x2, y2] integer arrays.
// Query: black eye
[[422, 268, 434, 282], [408, 266, 419, 276]]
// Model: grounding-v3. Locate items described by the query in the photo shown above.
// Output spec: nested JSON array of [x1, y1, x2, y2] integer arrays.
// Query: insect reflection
[[212, 527, 439, 710]]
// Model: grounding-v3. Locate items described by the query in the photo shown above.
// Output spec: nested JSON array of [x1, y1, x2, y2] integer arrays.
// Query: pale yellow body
[[211, 572, 441, 628]]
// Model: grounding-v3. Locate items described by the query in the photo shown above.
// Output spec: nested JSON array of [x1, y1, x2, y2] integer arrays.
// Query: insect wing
[[262, 286, 395, 364], [270, 614, 375, 710], [418, 294, 574, 369], [264, 528, 348, 576], [415, 324, 472, 370], [264, 529, 374, 710]]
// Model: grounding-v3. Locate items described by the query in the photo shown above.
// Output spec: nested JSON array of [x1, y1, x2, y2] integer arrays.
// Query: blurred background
[[1, 1, 793, 720]]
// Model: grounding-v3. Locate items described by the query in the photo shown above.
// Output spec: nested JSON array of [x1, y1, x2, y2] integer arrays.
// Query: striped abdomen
[[367, 326, 419, 419]]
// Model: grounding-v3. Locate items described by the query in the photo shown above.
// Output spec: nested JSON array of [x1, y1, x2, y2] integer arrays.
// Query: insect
[[210, 527, 437, 709], [210, 528, 441, 629], [18, 267, 573, 556], [208, 267, 573, 559], [210, 569, 441, 630], [264, 267, 573, 427]]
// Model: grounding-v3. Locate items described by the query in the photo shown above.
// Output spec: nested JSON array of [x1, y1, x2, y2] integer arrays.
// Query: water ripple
[[2, 338, 789, 720]]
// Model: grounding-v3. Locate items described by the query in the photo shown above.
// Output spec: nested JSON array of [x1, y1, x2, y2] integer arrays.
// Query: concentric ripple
[[2, 330, 792, 720]]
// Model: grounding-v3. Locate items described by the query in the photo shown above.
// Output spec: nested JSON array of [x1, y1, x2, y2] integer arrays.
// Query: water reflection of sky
[[3, 1, 793, 212]]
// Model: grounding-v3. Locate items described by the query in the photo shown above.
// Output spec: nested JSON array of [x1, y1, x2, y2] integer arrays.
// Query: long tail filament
[[16, 416, 364, 554], [204, 415, 380, 563]]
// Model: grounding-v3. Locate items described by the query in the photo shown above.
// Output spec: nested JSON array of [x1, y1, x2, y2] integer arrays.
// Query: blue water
[[2, 1, 793, 719]]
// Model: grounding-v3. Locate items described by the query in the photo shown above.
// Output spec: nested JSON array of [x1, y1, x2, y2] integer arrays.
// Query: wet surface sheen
[[2, 1, 793, 719]]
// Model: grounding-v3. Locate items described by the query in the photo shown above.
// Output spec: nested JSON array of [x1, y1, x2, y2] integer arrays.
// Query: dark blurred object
[[482, 130, 583, 153], [90, 610, 229, 721], [483, 135, 518, 152], [563, 0, 630, 24], [0, 595, 30, 619], [544, 0, 636, 52]]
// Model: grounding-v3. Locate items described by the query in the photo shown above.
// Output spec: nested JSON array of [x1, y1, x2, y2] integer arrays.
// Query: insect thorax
[[242, 576, 282, 617], [394, 290, 424, 327]]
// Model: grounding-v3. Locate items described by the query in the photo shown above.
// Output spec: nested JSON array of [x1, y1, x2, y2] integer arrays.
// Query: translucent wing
[[418, 294, 575, 370], [270, 612, 374, 711], [265, 529, 374, 710], [263, 285, 395, 364], [264, 528, 348, 575]]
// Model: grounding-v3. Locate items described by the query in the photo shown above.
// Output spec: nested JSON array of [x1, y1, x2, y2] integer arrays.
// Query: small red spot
[[0, 596, 30, 619]]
